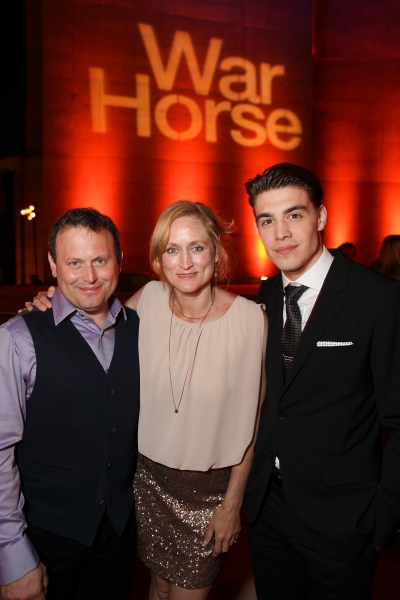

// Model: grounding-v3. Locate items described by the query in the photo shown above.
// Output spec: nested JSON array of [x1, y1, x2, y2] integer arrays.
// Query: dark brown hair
[[48, 208, 122, 264], [373, 235, 400, 279], [245, 162, 324, 213]]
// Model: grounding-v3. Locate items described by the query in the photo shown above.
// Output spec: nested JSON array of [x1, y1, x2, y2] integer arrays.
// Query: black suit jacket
[[245, 252, 400, 559]]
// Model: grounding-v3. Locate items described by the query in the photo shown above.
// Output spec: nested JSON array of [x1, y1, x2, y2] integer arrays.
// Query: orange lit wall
[[39, 0, 313, 281], [313, 0, 400, 265]]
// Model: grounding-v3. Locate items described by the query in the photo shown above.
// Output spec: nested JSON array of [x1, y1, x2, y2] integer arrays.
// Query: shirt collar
[[52, 288, 127, 326], [281, 246, 334, 292]]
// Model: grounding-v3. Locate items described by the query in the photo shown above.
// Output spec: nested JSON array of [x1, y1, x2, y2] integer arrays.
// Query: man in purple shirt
[[0, 208, 140, 600]]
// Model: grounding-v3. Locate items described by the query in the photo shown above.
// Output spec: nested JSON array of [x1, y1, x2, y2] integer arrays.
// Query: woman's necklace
[[168, 288, 215, 414], [173, 303, 210, 319]]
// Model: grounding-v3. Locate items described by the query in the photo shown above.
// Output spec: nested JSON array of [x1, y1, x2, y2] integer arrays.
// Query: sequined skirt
[[133, 453, 231, 590]]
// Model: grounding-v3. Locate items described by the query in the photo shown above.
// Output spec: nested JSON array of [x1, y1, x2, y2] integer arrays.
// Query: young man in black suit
[[244, 163, 400, 599]]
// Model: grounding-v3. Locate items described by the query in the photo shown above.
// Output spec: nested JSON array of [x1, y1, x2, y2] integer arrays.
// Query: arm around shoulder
[[124, 286, 145, 311]]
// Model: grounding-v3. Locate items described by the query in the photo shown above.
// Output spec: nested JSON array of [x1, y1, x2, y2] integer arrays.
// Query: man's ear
[[48, 252, 57, 278], [318, 205, 328, 232], [119, 251, 123, 273]]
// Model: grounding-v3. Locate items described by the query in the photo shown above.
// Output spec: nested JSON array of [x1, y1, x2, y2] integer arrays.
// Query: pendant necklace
[[173, 303, 211, 319], [168, 288, 215, 414]]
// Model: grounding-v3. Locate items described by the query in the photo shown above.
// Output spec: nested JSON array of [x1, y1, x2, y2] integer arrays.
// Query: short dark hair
[[245, 163, 324, 212], [48, 208, 122, 264]]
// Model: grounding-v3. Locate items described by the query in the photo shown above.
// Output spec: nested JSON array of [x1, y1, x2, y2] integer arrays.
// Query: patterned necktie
[[281, 284, 308, 378]]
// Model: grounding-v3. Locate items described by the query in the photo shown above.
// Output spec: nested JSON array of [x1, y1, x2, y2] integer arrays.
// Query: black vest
[[17, 306, 140, 546]]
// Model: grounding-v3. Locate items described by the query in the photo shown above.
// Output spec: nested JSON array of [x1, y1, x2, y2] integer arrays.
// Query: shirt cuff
[[0, 534, 40, 586]]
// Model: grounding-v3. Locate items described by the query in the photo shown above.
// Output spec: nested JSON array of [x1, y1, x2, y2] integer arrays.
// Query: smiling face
[[48, 226, 120, 324], [161, 216, 216, 294], [254, 186, 327, 280]]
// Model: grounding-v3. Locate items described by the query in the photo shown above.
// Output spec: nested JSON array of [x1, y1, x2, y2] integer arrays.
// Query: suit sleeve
[[372, 283, 400, 547], [257, 282, 267, 304]]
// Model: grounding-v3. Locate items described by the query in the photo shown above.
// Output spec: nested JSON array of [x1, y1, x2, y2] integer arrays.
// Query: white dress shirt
[[282, 246, 334, 330], [276, 246, 334, 469]]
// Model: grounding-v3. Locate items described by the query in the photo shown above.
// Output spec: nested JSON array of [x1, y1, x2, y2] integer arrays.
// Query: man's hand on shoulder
[[0, 563, 48, 600]]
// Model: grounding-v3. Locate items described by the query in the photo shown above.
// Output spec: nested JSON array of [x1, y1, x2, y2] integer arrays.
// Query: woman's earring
[[214, 263, 218, 285]]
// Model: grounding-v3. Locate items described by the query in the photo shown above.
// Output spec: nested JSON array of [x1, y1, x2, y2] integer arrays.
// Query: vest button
[[109, 388, 115, 396], [110, 427, 117, 434], [280, 412, 288, 419], [268, 452, 274, 460], [97, 498, 105, 505], [108, 461, 113, 469]]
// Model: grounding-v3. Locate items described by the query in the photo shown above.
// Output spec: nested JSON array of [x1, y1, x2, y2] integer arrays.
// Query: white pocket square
[[317, 341, 354, 347]]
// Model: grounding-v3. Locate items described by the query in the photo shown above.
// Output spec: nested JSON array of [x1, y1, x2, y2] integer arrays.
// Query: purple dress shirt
[[0, 289, 126, 586]]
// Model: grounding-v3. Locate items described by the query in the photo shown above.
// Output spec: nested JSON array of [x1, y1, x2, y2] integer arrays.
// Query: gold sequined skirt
[[133, 453, 231, 590]]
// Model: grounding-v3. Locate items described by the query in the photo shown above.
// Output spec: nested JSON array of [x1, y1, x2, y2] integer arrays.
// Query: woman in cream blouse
[[127, 201, 266, 600]]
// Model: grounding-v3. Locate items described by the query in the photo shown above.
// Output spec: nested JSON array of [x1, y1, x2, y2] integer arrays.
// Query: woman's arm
[[123, 287, 144, 310], [203, 310, 268, 556], [202, 438, 256, 557]]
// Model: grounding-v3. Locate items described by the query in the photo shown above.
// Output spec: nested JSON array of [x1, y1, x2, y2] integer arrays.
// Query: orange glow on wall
[[40, 0, 313, 280], [322, 181, 358, 250], [313, 48, 400, 265], [257, 238, 267, 262], [73, 157, 123, 222], [252, 237, 276, 280], [380, 186, 400, 240], [151, 138, 213, 217]]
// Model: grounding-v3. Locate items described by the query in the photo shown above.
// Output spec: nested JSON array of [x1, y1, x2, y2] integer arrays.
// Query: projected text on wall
[[89, 23, 302, 150]]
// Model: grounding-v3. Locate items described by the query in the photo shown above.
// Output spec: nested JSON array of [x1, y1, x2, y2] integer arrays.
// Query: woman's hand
[[20, 287, 56, 313], [202, 501, 241, 557]]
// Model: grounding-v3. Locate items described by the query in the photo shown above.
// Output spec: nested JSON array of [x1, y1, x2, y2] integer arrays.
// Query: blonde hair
[[149, 201, 235, 282]]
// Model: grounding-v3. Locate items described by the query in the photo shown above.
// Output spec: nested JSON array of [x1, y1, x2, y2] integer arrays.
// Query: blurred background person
[[370, 235, 400, 280], [337, 242, 357, 261]]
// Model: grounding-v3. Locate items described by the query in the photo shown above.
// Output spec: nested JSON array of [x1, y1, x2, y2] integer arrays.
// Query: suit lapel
[[282, 255, 350, 392]]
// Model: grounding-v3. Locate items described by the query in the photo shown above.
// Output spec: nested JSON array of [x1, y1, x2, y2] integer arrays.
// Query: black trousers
[[28, 510, 136, 600], [248, 481, 377, 600]]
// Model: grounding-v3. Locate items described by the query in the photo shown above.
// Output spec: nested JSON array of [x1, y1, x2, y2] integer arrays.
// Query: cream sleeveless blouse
[[137, 281, 265, 471]]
